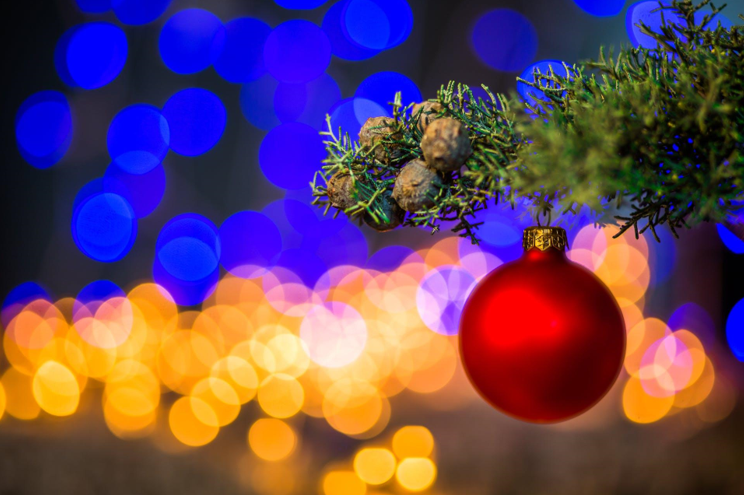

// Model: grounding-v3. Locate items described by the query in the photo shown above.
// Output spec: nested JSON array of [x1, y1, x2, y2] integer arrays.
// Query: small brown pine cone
[[412, 101, 443, 133], [392, 159, 442, 212], [359, 116, 402, 163], [363, 191, 405, 232], [327, 172, 357, 210], [420, 117, 472, 172]]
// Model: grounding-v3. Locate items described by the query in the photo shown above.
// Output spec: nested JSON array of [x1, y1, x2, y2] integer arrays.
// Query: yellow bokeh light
[[622, 376, 674, 424], [354, 448, 397, 485], [257, 374, 304, 419], [392, 426, 435, 459], [395, 457, 437, 492], [211, 356, 258, 404], [1, 367, 41, 420], [0, 381, 6, 420], [190, 377, 240, 427], [32, 360, 80, 417], [322, 470, 367, 495], [248, 418, 297, 461], [168, 396, 219, 447]]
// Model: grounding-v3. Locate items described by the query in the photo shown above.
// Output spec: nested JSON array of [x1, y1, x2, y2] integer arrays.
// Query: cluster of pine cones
[[326, 102, 473, 231]]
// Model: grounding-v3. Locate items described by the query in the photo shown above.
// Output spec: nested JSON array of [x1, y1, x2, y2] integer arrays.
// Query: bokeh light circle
[[275, 0, 327, 9], [113, 0, 172, 26], [107, 104, 170, 175], [726, 298, 744, 362], [259, 122, 325, 190], [240, 75, 281, 130], [162, 88, 226, 156], [300, 302, 367, 368], [517, 59, 570, 105], [159, 9, 226, 75], [220, 211, 283, 279], [328, 97, 388, 142], [717, 224, 744, 254], [264, 20, 331, 83], [15, 91, 73, 169], [72, 191, 137, 262], [471, 9, 537, 72], [76, 0, 111, 13], [355, 71, 421, 115], [342, 0, 413, 51], [104, 161, 166, 218], [322, 0, 381, 61], [417, 266, 476, 335], [58, 22, 128, 89], [154, 214, 221, 306], [275, 73, 342, 129], [572, 0, 625, 17], [214, 18, 271, 83]]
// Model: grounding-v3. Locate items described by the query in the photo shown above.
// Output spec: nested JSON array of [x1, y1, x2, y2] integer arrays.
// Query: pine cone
[[359, 116, 402, 164], [363, 191, 405, 232], [392, 159, 442, 212], [327, 172, 357, 210], [412, 101, 444, 133], [420, 117, 472, 172]]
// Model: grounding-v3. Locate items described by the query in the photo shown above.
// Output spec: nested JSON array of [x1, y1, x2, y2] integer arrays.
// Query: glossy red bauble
[[459, 229, 626, 423]]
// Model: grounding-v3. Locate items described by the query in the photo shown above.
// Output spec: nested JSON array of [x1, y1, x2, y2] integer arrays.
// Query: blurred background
[[2, 0, 744, 494]]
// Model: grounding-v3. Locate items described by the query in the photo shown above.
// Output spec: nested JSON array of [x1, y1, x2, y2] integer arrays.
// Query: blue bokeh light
[[108, 104, 170, 174], [57, 22, 128, 89], [726, 298, 744, 361], [240, 74, 281, 130], [366, 246, 414, 272], [72, 190, 138, 262], [159, 9, 226, 75], [264, 20, 331, 83], [76, 0, 111, 13], [717, 223, 744, 254], [417, 266, 477, 335], [328, 97, 388, 141], [214, 17, 271, 83], [220, 211, 283, 279], [162, 88, 226, 156], [112, 0, 172, 26], [259, 122, 325, 190], [104, 161, 166, 218], [572, 0, 624, 17], [322, 0, 380, 61], [668, 302, 716, 349], [626, 2, 734, 49], [15, 91, 73, 170], [517, 60, 570, 105], [75, 280, 125, 310], [1, 282, 51, 328], [275, 0, 328, 9], [262, 199, 309, 250], [276, 248, 328, 287], [312, 222, 368, 269], [355, 71, 421, 115], [343, 0, 413, 51], [275, 73, 342, 128], [471, 9, 538, 72], [154, 214, 221, 306]]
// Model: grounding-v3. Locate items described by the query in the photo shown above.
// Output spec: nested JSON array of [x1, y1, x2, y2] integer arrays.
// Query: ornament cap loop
[[523, 226, 568, 252]]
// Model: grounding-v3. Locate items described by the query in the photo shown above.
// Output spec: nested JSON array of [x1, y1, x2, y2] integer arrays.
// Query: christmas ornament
[[459, 226, 626, 423]]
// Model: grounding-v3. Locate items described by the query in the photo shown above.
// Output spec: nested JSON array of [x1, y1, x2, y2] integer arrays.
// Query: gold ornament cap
[[523, 226, 569, 252]]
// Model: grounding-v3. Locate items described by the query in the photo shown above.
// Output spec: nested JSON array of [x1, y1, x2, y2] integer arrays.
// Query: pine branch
[[312, 0, 744, 243]]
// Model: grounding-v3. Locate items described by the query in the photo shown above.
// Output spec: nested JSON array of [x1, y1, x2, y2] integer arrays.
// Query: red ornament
[[459, 227, 626, 423]]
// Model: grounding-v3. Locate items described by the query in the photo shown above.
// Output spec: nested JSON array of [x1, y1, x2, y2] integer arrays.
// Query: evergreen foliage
[[311, 1, 744, 242]]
